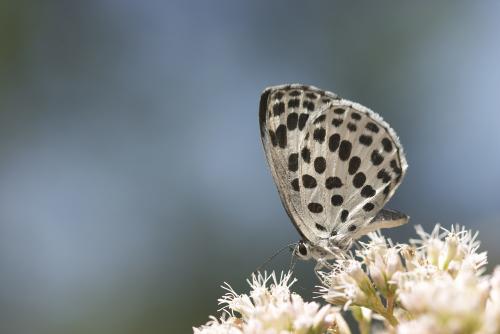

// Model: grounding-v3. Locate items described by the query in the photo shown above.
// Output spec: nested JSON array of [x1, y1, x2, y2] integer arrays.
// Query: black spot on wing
[[348, 156, 361, 175], [359, 135, 373, 146], [371, 150, 384, 165], [291, 178, 300, 191], [382, 138, 393, 152], [341, 210, 349, 222], [339, 140, 352, 161], [313, 128, 326, 143], [273, 102, 285, 116], [334, 108, 345, 115], [332, 119, 343, 127], [301, 147, 311, 163], [314, 157, 326, 174], [383, 184, 391, 197], [308, 202, 323, 213], [288, 99, 300, 108], [268, 130, 277, 147], [353, 172, 366, 188], [276, 124, 287, 148], [347, 122, 357, 132], [315, 223, 326, 231], [351, 112, 361, 120], [302, 174, 317, 188], [331, 195, 343, 206], [329, 134, 341, 152], [258, 89, 271, 137], [326, 177, 342, 189], [287, 113, 298, 130], [298, 114, 309, 130], [303, 100, 315, 111], [313, 115, 326, 124], [377, 169, 391, 183], [391, 159, 403, 175], [361, 185, 376, 198], [366, 122, 380, 133], [363, 203, 375, 212], [288, 153, 298, 172]]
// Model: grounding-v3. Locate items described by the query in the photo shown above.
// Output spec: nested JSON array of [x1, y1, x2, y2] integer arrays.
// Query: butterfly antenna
[[288, 250, 298, 273], [254, 243, 297, 274]]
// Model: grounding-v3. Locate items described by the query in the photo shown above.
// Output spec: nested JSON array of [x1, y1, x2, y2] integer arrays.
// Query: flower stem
[[381, 310, 399, 327], [372, 302, 399, 327], [386, 291, 395, 316]]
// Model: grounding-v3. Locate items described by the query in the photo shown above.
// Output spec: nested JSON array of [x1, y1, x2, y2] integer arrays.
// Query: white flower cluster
[[194, 271, 350, 334], [319, 224, 500, 333], [195, 225, 500, 333]]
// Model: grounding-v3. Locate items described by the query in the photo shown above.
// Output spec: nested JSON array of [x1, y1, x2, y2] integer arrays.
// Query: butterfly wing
[[299, 97, 408, 244], [259, 84, 339, 241], [259, 84, 408, 245]]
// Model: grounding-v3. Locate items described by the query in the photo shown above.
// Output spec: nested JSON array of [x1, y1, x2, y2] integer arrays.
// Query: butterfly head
[[294, 240, 312, 260], [294, 238, 349, 261]]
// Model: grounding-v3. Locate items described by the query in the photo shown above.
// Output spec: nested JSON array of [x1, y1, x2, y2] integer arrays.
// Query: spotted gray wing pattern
[[259, 84, 408, 246]]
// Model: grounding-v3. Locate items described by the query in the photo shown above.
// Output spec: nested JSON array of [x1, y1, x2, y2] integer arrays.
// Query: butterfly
[[259, 84, 408, 268]]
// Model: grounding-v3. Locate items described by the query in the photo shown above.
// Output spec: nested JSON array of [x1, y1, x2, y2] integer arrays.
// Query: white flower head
[[411, 224, 487, 276], [197, 225, 495, 334], [396, 267, 490, 333], [484, 266, 500, 334], [318, 259, 382, 312], [193, 316, 243, 334], [195, 271, 349, 334], [357, 233, 403, 293]]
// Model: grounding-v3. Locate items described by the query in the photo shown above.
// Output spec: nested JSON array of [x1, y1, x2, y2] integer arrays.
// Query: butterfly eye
[[298, 241, 308, 256]]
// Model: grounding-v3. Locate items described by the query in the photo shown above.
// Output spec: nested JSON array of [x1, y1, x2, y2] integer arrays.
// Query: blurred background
[[1, 1, 499, 333]]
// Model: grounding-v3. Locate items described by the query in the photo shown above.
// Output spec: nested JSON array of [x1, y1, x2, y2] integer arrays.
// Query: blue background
[[1, 1, 499, 333]]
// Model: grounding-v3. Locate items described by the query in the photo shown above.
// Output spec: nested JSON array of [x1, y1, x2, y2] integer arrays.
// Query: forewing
[[259, 84, 339, 241]]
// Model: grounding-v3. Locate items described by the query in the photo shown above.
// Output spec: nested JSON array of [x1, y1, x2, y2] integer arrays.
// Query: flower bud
[[386, 249, 403, 278]]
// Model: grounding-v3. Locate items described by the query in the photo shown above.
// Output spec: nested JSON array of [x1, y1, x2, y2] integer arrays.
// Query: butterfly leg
[[314, 261, 325, 281]]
